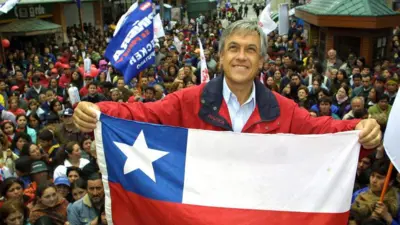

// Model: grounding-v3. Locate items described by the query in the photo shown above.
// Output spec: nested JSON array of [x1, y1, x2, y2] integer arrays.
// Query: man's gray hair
[[218, 20, 268, 58]]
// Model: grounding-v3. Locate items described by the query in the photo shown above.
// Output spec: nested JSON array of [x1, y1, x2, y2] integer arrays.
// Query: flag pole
[[379, 162, 394, 202], [78, 7, 84, 34]]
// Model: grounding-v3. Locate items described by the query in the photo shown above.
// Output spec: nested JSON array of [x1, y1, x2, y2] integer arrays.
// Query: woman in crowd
[[20, 143, 47, 162], [26, 99, 45, 120], [332, 85, 351, 118], [0, 178, 33, 208], [0, 199, 30, 225], [8, 97, 25, 117], [29, 182, 68, 225], [0, 129, 18, 177], [80, 136, 92, 160], [27, 113, 42, 134], [66, 167, 81, 184], [70, 178, 87, 203], [10, 132, 31, 156], [70, 71, 83, 90], [15, 114, 36, 144], [1, 121, 16, 143], [53, 141, 90, 180]]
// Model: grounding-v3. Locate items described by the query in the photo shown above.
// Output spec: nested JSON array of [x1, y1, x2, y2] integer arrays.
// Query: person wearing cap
[[79, 74, 102, 97], [74, 20, 382, 150], [24, 160, 50, 199], [54, 177, 71, 200], [56, 108, 83, 145], [155, 43, 165, 67], [26, 76, 47, 101], [58, 64, 72, 89]]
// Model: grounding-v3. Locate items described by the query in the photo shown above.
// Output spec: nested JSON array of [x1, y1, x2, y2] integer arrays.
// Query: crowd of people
[[0, 2, 397, 225]]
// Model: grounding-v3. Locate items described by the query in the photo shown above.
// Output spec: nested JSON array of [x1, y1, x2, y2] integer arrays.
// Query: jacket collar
[[199, 75, 280, 131], [83, 194, 93, 208]]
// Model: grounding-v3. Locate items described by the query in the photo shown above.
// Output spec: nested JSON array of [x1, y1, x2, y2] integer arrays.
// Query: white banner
[[278, 3, 289, 35]]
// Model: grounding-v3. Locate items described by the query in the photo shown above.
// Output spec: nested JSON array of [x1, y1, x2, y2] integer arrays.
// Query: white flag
[[384, 90, 400, 171], [106, 70, 112, 82], [154, 13, 165, 38], [0, 0, 19, 15], [258, 2, 277, 35], [278, 3, 290, 35], [198, 38, 209, 83]]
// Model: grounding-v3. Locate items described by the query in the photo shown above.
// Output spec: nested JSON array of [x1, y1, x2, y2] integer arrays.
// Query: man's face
[[374, 81, 384, 90], [362, 68, 370, 75], [85, 77, 93, 85], [117, 80, 125, 89], [88, 85, 97, 95], [33, 79, 41, 88], [291, 76, 301, 86], [46, 91, 55, 102], [87, 179, 104, 204], [378, 98, 389, 111], [351, 100, 363, 111], [220, 31, 263, 86], [145, 89, 155, 100], [327, 50, 336, 59], [183, 67, 191, 76], [283, 57, 292, 67], [362, 76, 371, 88], [319, 102, 330, 114], [357, 157, 371, 173], [16, 72, 23, 81], [387, 83, 398, 93], [312, 81, 320, 92], [62, 115, 73, 125], [141, 77, 148, 86], [352, 68, 360, 75], [0, 82, 6, 91], [369, 172, 385, 194], [353, 77, 361, 87]]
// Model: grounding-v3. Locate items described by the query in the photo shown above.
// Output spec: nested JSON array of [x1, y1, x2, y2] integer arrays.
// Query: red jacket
[[98, 76, 360, 134]]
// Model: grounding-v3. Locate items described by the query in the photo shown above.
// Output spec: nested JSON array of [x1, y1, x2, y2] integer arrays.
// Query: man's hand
[[374, 202, 393, 224], [355, 119, 382, 149], [73, 101, 100, 133], [90, 218, 98, 225]]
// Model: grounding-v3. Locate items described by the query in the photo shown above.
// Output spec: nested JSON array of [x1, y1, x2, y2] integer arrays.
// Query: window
[[374, 37, 387, 60]]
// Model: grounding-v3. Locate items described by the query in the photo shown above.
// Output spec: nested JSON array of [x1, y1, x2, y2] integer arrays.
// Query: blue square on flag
[[104, 0, 155, 83], [99, 114, 187, 202]]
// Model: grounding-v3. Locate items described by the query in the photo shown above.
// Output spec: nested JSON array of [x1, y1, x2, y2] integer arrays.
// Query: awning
[[0, 18, 62, 36]]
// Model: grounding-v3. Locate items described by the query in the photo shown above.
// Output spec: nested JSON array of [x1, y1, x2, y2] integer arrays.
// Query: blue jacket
[[67, 194, 99, 225]]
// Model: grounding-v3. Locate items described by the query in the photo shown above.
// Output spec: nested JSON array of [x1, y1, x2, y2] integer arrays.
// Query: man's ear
[[259, 56, 265, 69]]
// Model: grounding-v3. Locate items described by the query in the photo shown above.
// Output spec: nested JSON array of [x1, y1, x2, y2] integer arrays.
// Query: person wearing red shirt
[[73, 20, 381, 150]]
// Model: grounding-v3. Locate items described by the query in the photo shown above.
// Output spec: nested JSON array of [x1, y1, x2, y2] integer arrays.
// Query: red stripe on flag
[[108, 182, 349, 225]]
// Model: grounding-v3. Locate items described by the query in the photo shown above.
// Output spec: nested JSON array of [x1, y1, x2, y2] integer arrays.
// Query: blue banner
[[105, 0, 155, 83]]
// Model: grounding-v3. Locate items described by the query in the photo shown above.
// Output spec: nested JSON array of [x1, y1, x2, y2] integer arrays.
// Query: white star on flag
[[114, 130, 169, 182]]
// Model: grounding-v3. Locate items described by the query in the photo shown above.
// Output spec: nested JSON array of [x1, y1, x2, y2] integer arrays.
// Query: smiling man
[[73, 20, 381, 149]]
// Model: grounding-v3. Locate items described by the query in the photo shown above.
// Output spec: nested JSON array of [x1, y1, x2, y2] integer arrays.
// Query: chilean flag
[[95, 113, 360, 225]]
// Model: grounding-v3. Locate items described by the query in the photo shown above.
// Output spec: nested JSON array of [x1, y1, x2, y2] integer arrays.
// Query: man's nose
[[236, 49, 247, 60]]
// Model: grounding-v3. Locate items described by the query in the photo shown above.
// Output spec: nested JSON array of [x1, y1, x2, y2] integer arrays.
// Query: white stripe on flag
[[384, 90, 400, 171], [94, 112, 114, 225], [183, 130, 360, 213]]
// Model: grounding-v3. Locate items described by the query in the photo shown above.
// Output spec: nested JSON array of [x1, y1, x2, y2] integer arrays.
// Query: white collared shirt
[[222, 78, 256, 132]]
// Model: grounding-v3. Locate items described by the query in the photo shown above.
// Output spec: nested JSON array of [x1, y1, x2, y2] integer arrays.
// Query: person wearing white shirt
[[53, 142, 90, 180]]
